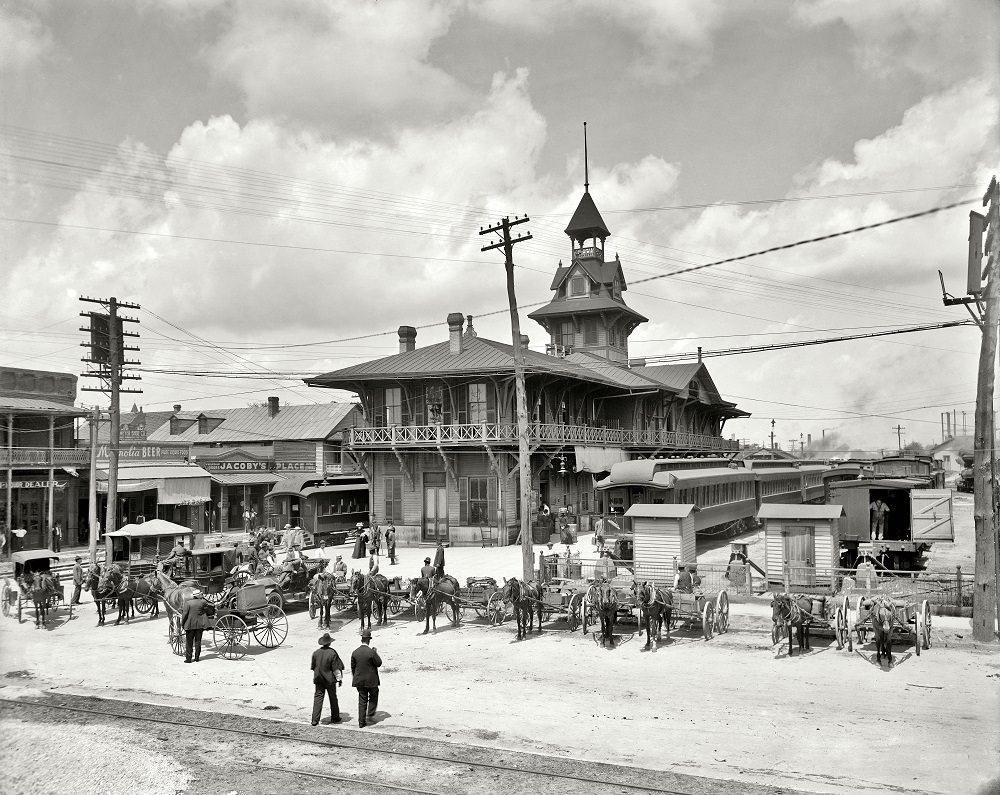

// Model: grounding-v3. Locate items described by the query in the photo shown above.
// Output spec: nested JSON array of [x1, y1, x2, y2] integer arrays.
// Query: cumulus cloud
[[0, 3, 53, 72]]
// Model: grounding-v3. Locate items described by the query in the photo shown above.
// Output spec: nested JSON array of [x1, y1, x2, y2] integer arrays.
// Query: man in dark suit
[[433, 541, 446, 578], [351, 629, 382, 727], [420, 557, 436, 580], [311, 632, 344, 726], [181, 588, 215, 663]]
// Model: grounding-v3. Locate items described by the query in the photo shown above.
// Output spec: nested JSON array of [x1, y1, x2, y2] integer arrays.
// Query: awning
[[300, 483, 367, 498], [98, 464, 211, 504], [574, 445, 630, 474], [106, 519, 195, 538], [211, 472, 286, 486]]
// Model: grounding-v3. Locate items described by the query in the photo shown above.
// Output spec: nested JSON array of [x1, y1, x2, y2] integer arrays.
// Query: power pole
[[88, 408, 99, 564], [481, 216, 534, 581], [80, 296, 142, 539], [770, 419, 776, 450], [940, 174, 999, 642], [892, 425, 905, 453]]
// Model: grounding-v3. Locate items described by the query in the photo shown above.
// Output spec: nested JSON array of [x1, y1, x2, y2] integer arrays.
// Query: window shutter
[[488, 477, 497, 525], [371, 389, 385, 428], [457, 386, 468, 424], [487, 385, 497, 423], [584, 318, 598, 345], [383, 478, 392, 522], [459, 477, 469, 524], [401, 387, 411, 426]]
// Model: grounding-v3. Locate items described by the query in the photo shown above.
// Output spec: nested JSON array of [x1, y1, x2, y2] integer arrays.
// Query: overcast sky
[[2, 0, 998, 454]]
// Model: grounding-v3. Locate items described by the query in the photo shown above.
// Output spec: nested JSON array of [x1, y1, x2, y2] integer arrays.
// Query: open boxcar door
[[910, 490, 953, 541]]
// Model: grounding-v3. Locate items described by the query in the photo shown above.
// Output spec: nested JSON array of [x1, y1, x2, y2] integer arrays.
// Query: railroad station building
[[306, 186, 748, 547]]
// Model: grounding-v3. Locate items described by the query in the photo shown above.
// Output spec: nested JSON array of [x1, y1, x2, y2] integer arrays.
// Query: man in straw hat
[[351, 629, 382, 728], [310, 632, 345, 726], [181, 588, 215, 664]]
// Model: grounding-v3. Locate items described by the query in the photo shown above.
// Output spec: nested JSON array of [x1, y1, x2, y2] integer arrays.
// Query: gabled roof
[[527, 294, 648, 322], [78, 411, 175, 444], [565, 191, 611, 238], [0, 396, 90, 417], [145, 403, 359, 444], [633, 363, 704, 394]]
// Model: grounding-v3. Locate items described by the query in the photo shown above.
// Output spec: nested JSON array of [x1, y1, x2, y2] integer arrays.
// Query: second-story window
[[385, 387, 402, 425], [608, 324, 617, 346], [560, 321, 574, 350], [467, 382, 496, 423], [570, 275, 586, 296], [584, 318, 598, 345]]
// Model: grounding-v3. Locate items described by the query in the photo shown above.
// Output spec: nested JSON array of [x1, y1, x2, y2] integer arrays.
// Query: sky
[[1, 0, 998, 456]]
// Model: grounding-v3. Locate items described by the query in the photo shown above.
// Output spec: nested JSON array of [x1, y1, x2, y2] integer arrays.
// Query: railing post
[[955, 566, 963, 607]]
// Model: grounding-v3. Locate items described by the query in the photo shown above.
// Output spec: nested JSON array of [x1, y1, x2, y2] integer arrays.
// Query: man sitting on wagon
[[419, 556, 437, 581], [160, 540, 191, 579], [675, 565, 693, 593], [331, 554, 348, 581]]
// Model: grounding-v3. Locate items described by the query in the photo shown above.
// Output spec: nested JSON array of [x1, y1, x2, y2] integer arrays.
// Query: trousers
[[312, 680, 340, 724], [184, 629, 205, 661], [356, 686, 378, 726], [71, 583, 82, 604]]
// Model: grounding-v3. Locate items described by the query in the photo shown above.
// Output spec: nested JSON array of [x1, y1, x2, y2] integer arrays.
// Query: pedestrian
[[368, 550, 380, 576], [370, 518, 381, 555], [181, 588, 215, 663], [420, 556, 436, 579], [384, 523, 396, 565], [311, 632, 344, 726], [52, 522, 62, 553], [433, 540, 446, 578], [351, 629, 382, 728], [71, 556, 84, 605], [352, 523, 366, 560]]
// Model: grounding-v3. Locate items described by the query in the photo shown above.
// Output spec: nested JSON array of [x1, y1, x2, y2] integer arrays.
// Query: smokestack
[[173, 404, 181, 412], [465, 315, 477, 337], [520, 334, 529, 349], [448, 313, 465, 355], [268, 396, 279, 417], [697, 346, 702, 364], [398, 325, 416, 353]]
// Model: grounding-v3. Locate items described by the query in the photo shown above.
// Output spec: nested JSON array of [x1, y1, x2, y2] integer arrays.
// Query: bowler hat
[[318, 633, 333, 645], [360, 629, 372, 640], [424, 557, 431, 564]]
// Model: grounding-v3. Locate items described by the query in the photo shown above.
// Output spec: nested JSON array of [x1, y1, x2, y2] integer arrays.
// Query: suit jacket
[[351, 643, 382, 688], [181, 597, 215, 630], [72, 564, 84, 586], [433, 545, 445, 567], [311, 646, 345, 685]]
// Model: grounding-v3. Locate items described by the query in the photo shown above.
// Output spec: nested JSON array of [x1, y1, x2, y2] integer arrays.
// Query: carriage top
[[12, 550, 60, 569]]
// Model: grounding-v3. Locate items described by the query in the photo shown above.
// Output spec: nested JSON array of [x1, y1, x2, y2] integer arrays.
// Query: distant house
[[931, 435, 974, 477]]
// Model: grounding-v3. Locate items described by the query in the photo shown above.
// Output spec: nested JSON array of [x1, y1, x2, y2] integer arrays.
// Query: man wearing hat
[[71, 556, 85, 605], [674, 565, 693, 593], [181, 588, 216, 663], [433, 540, 446, 578], [332, 554, 348, 581], [350, 629, 382, 728], [311, 632, 344, 726], [420, 557, 436, 580]]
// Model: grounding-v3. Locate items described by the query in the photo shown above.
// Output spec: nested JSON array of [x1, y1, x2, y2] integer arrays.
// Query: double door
[[422, 473, 448, 542]]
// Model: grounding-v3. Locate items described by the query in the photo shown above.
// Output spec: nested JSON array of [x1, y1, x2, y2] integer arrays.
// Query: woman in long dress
[[352, 523, 367, 560]]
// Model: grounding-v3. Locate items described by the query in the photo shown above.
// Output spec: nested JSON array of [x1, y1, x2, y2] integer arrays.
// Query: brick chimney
[[398, 325, 416, 353], [173, 404, 181, 412], [519, 334, 529, 348], [268, 396, 279, 417], [465, 315, 477, 337], [448, 313, 465, 355]]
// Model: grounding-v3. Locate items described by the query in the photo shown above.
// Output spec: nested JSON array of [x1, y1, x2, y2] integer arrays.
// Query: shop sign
[[202, 460, 312, 472], [0, 480, 68, 489], [95, 444, 189, 461], [121, 424, 147, 440], [275, 461, 312, 472]]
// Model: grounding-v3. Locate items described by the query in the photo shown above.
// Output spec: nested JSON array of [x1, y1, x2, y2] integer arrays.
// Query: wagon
[[453, 577, 507, 625], [665, 586, 730, 640], [770, 592, 851, 650], [2, 550, 71, 625], [846, 591, 931, 656], [168, 583, 288, 661]]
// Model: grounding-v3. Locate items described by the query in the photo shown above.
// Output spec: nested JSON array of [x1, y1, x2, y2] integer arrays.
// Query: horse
[[83, 564, 107, 625], [631, 580, 672, 648], [499, 577, 543, 640], [97, 564, 134, 626], [868, 596, 896, 667], [20, 571, 57, 628], [155, 566, 199, 648], [311, 570, 338, 630], [408, 575, 461, 634], [587, 580, 619, 648], [350, 571, 390, 631], [771, 593, 816, 656]]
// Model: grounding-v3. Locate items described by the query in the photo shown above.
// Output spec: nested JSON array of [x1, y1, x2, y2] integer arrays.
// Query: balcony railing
[[0, 447, 92, 467], [349, 423, 738, 452]]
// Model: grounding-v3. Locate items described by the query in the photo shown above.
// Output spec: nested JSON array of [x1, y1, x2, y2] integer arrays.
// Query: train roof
[[828, 477, 931, 491], [758, 504, 845, 520], [624, 504, 697, 518]]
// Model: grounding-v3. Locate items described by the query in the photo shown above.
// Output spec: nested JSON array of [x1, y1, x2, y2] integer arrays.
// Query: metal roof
[[99, 464, 212, 480], [527, 295, 647, 322], [0, 396, 90, 416], [625, 504, 696, 518], [145, 402, 358, 444], [632, 363, 703, 393], [757, 504, 846, 520], [565, 190, 611, 238], [210, 472, 287, 486], [564, 353, 660, 389]]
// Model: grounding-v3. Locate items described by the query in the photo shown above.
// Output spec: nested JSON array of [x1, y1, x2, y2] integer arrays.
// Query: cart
[[453, 577, 506, 625], [2, 550, 71, 625], [770, 592, 850, 650], [846, 590, 931, 656], [168, 583, 288, 661], [666, 586, 731, 640]]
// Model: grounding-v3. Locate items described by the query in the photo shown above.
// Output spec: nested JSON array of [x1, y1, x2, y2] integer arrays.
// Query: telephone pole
[[940, 174, 999, 642], [770, 419, 776, 450], [481, 216, 534, 580], [80, 296, 142, 542], [892, 425, 905, 453]]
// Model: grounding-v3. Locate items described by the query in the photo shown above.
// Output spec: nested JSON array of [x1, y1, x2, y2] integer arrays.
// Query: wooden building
[[758, 503, 846, 586], [625, 503, 697, 584], [306, 186, 747, 547]]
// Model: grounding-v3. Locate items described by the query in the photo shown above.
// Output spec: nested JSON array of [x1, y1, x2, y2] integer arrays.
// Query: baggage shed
[[757, 503, 845, 586], [625, 504, 697, 583]]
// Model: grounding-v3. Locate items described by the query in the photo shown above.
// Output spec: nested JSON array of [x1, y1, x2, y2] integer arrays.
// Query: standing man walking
[[181, 588, 215, 664], [351, 629, 382, 728], [71, 556, 84, 605], [433, 540, 446, 579], [51, 522, 62, 553], [310, 632, 344, 726], [384, 523, 397, 565]]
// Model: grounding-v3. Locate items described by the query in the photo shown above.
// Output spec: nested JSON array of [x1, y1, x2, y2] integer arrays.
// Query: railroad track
[[0, 694, 794, 795]]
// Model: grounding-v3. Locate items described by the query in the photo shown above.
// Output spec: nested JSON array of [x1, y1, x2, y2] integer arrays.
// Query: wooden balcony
[[348, 423, 738, 452], [0, 447, 92, 467]]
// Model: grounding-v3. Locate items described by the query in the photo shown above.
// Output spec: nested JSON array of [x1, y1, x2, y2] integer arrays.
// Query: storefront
[[1, 474, 79, 551], [97, 464, 213, 534]]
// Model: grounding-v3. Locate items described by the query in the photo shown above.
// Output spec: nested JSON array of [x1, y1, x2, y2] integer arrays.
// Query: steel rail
[[0, 696, 701, 795]]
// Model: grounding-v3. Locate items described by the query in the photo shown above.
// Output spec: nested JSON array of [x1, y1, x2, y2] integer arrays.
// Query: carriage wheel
[[1, 584, 10, 618], [266, 590, 283, 610], [203, 589, 226, 606], [214, 614, 250, 660], [308, 590, 318, 620], [17, 596, 23, 624], [135, 597, 155, 615], [702, 601, 715, 641], [714, 591, 730, 634], [413, 593, 427, 620], [388, 597, 402, 614], [252, 606, 288, 649], [169, 615, 185, 657], [567, 596, 581, 633], [233, 571, 250, 588], [834, 607, 848, 650], [919, 600, 931, 652], [485, 593, 506, 626], [771, 622, 783, 646]]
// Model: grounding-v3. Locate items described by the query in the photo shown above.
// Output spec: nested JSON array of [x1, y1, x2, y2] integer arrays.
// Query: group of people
[[310, 629, 382, 728], [351, 521, 397, 565]]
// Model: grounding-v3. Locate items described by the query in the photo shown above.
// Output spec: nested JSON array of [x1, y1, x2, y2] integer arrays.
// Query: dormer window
[[570, 276, 587, 296], [198, 416, 208, 434], [613, 277, 621, 298]]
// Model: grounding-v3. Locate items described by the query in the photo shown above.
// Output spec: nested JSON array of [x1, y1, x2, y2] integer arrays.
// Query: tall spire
[[583, 121, 589, 194]]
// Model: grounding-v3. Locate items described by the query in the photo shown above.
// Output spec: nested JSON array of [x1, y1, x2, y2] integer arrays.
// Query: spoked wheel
[[252, 606, 288, 649], [169, 615, 185, 657], [232, 571, 251, 588], [203, 589, 226, 607], [567, 595, 582, 633], [135, 597, 155, 615], [214, 614, 250, 660], [714, 591, 730, 634], [266, 590, 283, 610], [388, 597, 402, 614], [308, 590, 318, 620], [771, 622, 786, 646], [917, 599, 932, 653], [702, 601, 715, 641], [1, 584, 10, 618], [486, 593, 507, 626], [834, 607, 848, 650], [413, 593, 427, 621]]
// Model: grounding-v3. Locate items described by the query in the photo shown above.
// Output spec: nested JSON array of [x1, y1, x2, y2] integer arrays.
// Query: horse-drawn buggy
[[843, 576, 932, 665], [1, 550, 71, 627], [770, 592, 850, 656]]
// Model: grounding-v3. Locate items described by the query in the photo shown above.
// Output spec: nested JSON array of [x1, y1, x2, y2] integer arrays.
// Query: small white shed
[[757, 503, 845, 586], [625, 503, 697, 584]]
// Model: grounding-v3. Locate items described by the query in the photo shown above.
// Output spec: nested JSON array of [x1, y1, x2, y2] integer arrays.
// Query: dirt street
[[1, 533, 998, 795]]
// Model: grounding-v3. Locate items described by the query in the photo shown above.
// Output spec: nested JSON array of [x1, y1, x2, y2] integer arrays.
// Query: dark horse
[[771, 593, 817, 656], [868, 596, 896, 667], [83, 564, 106, 625], [631, 580, 672, 649], [155, 566, 199, 651], [350, 571, 389, 631], [587, 581, 619, 648], [20, 571, 57, 628], [500, 577, 543, 640], [98, 565, 163, 626], [409, 575, 461, 634], [311, 570, 338, 630]]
